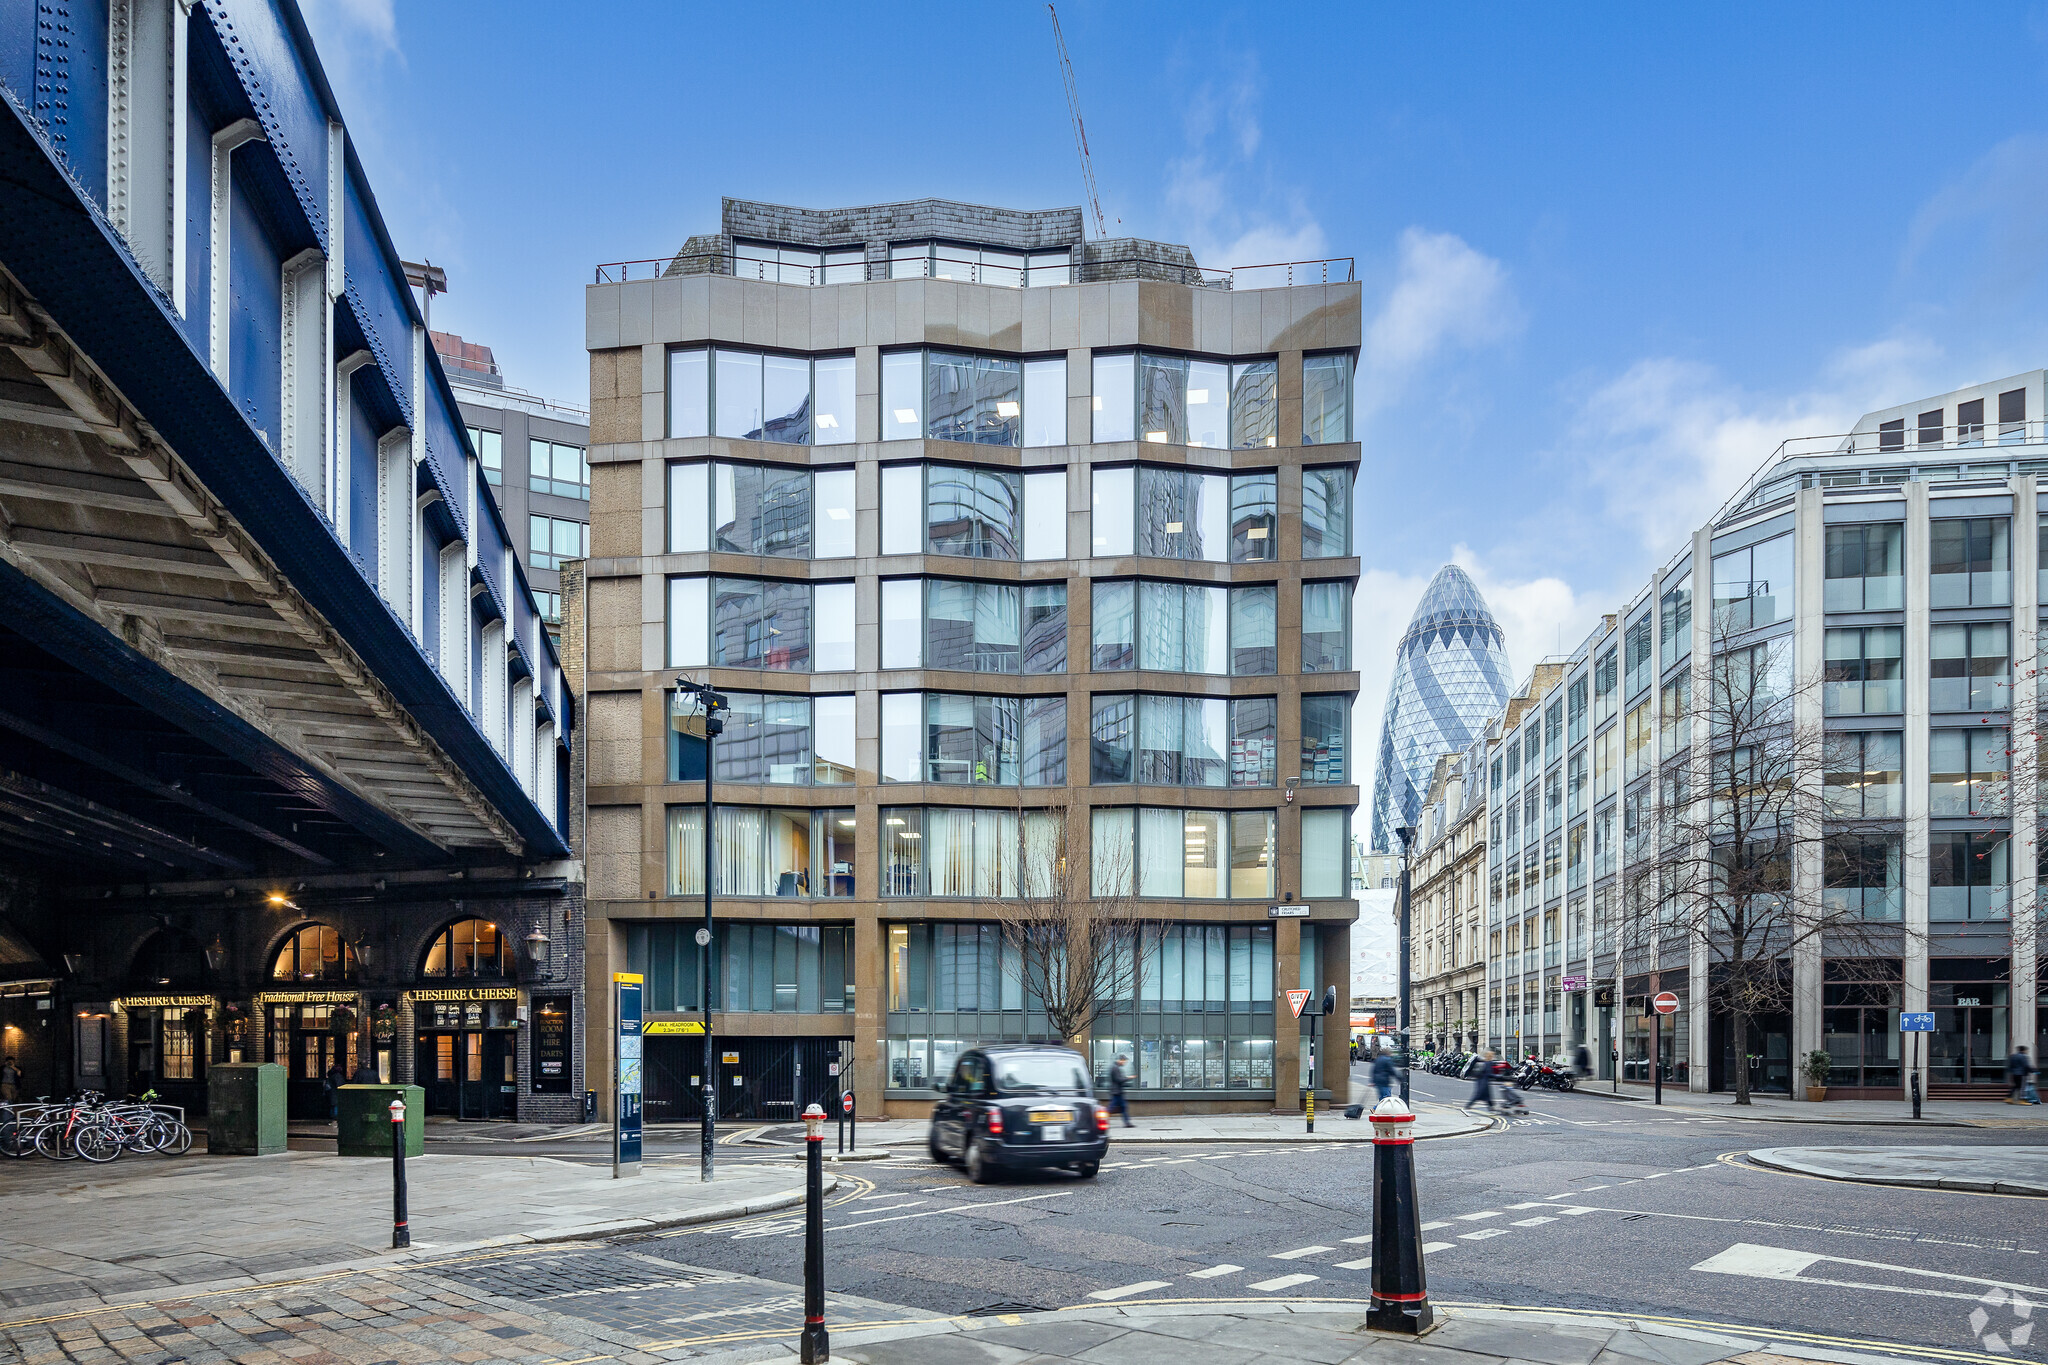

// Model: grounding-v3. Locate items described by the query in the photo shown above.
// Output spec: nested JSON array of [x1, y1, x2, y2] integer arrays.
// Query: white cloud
[[1364, 228, 1519, 381], [1565, 331, 1952, 560], [300, 0, 397, 54]]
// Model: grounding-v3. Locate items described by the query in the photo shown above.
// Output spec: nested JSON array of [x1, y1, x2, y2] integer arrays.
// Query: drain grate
[[968, 1302, 1049, 1316]]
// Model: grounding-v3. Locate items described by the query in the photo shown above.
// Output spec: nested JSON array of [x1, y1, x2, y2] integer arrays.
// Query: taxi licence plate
[[1029, 1110, 1071, 1123]]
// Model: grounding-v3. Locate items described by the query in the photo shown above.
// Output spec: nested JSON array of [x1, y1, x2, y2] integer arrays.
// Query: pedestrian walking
[[324, 1059, 347, 1121], [0, 1054, 19, 1103], [1573, 1042, 1593, 1078], [1108, 1054, 1134, 1128], [1349, 1038, 1358, 1065], [1371, 1047, 1397, 1101], [1461, 1049, 1497, 1112], [2008, 1046, 2038, 1105]]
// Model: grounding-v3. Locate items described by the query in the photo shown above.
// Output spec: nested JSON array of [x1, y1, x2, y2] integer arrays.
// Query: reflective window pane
[[712, 578, 809, 670], [1138, 466, 1188, 558], [1186, 360, 1230, 449], [1138, 581, 1183, 671], [668, 576, 707, 667], [1022, 583, 1067, 674], [1230, 697, 1277, 787], [1090, 694, 1134, 782], [1023, 696, 1066, 786], [1231, 472, 1276, 562], [880, 693, 922, 783], [1230, 585, 1277, 675], [812, 356, 855, 445], [1138, 353, 1187, 445], [812, 582, 855, 671], [927, 465, 1021, 559], [1092, 580, 1134, 670], [1184, 697, 1228, 787], [1092, 353, 1135, 442], [813, 696, 855, 784], [813, 468, 855, 558], [1231, 360, 1277, 448], [1023, 358, 1067, 447], [882, 352, 923, 440], [760, 355, 810, 444], [1302, 467, 1351, 557], [1092, 466, 1134, 556], [714, 462, 810, 557], [669, 462, 708, 553], [881, 578, 922, 669], [1192, 472, 1228, 561], [1137, 693, 1183, 783], [973, 356, 1023, 446], [925, 351, 978, 443], [1302, 353, 1352, 445], [1186, 585, 1229, 674], [1302, 582, 1351, 672], [881, 464, 922, 555], [714, 350, 763, 440], [1301, 694, 1348, 784], [669, 348, 708, 438], [1023, 470, 1066, 561]]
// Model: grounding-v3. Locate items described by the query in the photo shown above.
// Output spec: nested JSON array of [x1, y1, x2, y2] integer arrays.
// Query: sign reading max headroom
[[614, 973, 643, 1178]]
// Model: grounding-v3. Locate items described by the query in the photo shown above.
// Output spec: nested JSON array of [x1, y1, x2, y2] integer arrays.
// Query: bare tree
[[1627, 613, 1923, 1105], [991, 802, 1147, 1049]]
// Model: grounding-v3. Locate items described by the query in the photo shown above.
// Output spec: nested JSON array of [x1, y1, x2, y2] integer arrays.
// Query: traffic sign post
[[1901, 1012, 1934, 1120], [1649, 992, 1679, 1106]]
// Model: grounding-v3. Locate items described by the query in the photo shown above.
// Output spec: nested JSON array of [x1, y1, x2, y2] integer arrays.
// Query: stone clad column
[[1790, 486, 1827, 1082], [1902, 481, 1932, 1097], [2011, 475, 2039, 1065]]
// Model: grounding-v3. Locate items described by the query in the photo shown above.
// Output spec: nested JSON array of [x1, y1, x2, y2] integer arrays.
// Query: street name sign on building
[[1269, 905, 1312, 918], [1561, 975, 1587, 992], [1900, 1012, 1934, 1032], [1286, 989, 1313, 1018], [1652, 991, 1680, 1016]]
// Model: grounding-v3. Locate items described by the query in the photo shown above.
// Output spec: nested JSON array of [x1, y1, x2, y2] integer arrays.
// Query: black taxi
[[927, 1044, 1110, 1183]]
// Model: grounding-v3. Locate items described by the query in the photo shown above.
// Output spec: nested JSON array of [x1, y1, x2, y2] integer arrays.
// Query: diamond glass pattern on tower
[[1372, 565, 1512, 852]]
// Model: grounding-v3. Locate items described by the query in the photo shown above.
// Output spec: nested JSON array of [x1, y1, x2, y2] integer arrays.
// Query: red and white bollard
[[1365, 1096, 1431, 1333], [800, 1103, 829, 1362], [389, 1096, 410, 1249]]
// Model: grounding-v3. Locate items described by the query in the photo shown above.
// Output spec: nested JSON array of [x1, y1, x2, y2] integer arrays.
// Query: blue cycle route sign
[[1900, 1012, 1934, 1032]]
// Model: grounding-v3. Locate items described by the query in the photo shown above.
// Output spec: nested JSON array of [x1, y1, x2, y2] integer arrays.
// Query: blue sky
[[309, 0, 2048, 792]]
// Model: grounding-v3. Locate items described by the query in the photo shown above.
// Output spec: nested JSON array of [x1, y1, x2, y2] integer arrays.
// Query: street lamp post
[[1395, 825, 1415, 1104], [676, 678, 727, 1184]]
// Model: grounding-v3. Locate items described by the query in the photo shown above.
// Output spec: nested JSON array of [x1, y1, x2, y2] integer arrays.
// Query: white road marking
[[1088, 1280, 1172, 1301], [1202, 1154, 1234, 1159], [1581, 1184, 1609, 1190], [1423, 1242, 1453, 1253], [1340, 1235, 1373, 1245], [829, 1191, 1072, 1232], [1249, 1273, 1320, 1292], [1510, 1216, 1556, 1227], [1271, 1245, 1333, 1260], [1186, 1264, 1241, 1279], [1645, 1172, 1668, 1179], [1509, 1202, 1554, 1209], [1420, 1220, 1451, 1231], [1334, 1257, 1372, 1270], [1547, 1192, 1576, 1199], [1453, 1211, 1500, 1221], [1460, 1228, 1511, 1241], [1691, 1243, 2048, 1305]]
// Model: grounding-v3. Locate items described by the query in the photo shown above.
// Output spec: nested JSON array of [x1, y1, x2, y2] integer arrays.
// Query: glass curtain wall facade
[[1470, 371, 2048, 1098], [585, 197, 1364, 1118]]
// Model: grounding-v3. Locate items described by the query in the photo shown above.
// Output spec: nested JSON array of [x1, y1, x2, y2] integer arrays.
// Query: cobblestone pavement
[[0, 1239, 929, 1365]]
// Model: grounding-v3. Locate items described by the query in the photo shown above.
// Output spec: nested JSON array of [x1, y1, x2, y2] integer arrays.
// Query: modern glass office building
[[580, 199, 1363, 1118], [1468, 371, 2048, 1100], [1371, 565, 1514, 853]]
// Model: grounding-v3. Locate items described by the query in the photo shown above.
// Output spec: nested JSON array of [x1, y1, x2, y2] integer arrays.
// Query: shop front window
[[421, 919, 512, 978], [270, 923, 358, 982]]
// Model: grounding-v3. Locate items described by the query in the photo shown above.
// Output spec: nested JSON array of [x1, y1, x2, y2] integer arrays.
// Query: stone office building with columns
[[576, 197, 1362, 1120]]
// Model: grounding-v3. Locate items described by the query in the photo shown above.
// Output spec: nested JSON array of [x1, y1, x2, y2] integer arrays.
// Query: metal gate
[[646, 1036, 851, 1123]]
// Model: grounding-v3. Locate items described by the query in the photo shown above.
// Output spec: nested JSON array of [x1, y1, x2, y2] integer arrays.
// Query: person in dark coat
[[324, 1059, 348, 1120], [1370, 1048, 1397, 1101], [2009, 1046, 2039, 1105], [1573, 1043, 1593, 1078], [1461, 1049, 1497, 1112], [1107, 1055, 1134, 1127]]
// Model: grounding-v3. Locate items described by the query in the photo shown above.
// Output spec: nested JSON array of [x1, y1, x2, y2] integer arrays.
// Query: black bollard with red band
[[1366, 1096, 1432, 1333], [800, 1103, 830, 1363]]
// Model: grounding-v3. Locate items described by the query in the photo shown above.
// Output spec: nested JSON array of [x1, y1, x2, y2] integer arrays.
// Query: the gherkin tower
[[1371, 565, 1512, 853]]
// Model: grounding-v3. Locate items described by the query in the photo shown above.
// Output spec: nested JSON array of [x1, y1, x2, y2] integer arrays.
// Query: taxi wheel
[[965, 1136, 999, 1184], [927, 1130, 948, 1164], [1074, 1160, 1099, 1178]]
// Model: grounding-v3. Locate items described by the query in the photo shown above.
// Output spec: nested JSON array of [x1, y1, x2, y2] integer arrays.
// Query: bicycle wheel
[[120, 1121, 157, 1154], [0, 1118, 17, 1158], [75, 1123, 122, 1163], [35, 1123, 77, 1160], [156, 1121, 193, 1156]]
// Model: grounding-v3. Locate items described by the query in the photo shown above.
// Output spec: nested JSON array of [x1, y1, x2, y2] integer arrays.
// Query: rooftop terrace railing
[[592, 252, 1356, 290], [1715, 418, 2048, 522]]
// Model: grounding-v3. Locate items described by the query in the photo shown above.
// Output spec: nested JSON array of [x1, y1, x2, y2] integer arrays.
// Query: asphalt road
[[576, 1064, 2048, 1363]]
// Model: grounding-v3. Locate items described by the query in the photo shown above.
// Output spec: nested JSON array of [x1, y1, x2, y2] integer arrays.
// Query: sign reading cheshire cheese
[[407, 987, 519, 1003], [113, 995, 216, 1010]]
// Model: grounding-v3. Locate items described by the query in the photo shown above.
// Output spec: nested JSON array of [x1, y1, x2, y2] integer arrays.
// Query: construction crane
[[1048, 4, 1107, 239]]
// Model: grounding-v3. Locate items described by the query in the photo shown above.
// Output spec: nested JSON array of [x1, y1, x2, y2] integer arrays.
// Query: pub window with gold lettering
[[421, 919, 512, 979]]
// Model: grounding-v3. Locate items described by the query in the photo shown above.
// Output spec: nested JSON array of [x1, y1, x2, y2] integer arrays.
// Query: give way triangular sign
[[1286, 989, 1313, 1019]]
